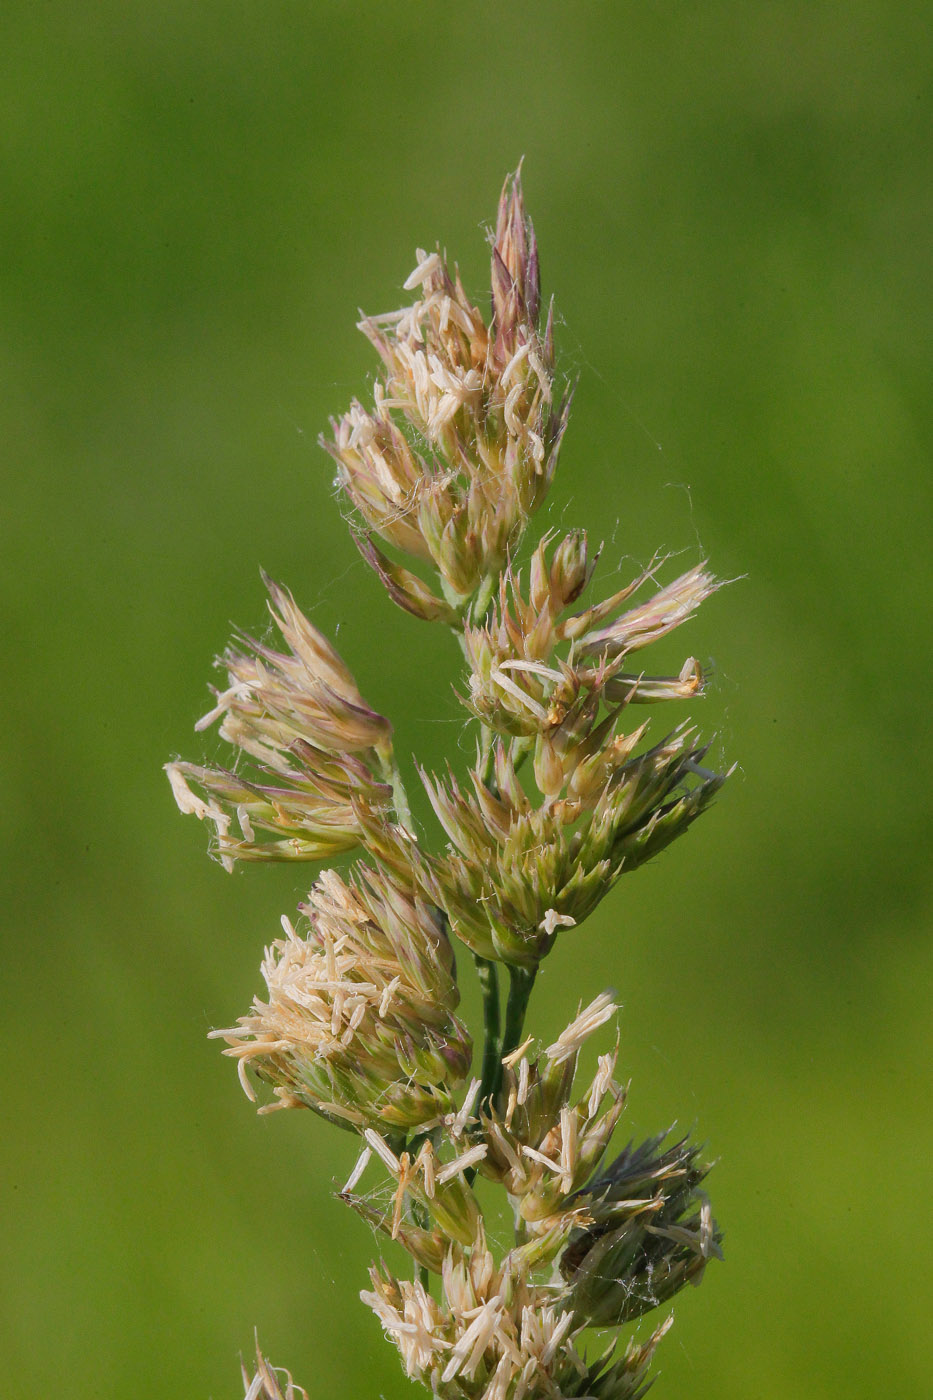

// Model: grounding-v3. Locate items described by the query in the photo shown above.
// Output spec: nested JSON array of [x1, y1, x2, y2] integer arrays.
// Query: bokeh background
[[3, 3, 930, 1397]]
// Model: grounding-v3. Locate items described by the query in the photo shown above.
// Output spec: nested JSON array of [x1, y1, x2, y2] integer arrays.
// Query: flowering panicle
[[211, 867, 471, 1131], [169, 170, 729, 1399], [342, 994, 719, 1356], [410, 529, 726, 965]]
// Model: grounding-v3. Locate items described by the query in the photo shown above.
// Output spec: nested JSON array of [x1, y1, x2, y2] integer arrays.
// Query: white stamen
[[445, 300, 476, 336], [539, 909, 576, 937], [587, 1052, 618, 1117], [539, 1308, 575, 1365], [341, 1146, 372, 1194], [165, 764, 210, 819], [491, 668, 549, 721], [503, 383, 523, 435], [521, 1145, 562, 1175], [526, 347, 552, 402], [545, 993, 618, 1065], [501, 340, 531, 389], [403, 250, 443, 291], [526, 429, 545, 466], [364, 1129, 401, 1175], [559, 1106, 577, 1193], [379, 975, 400, 1018], [502, 1036, 534, 1069], [236, 1055, 256, 1102], [194, 682, 250, 732], [448, 1077, 482, 1137], [483, 1353, 514, 1400], [496, 658, 564, 683], [362, 308, 407, 327], [441, 1299, 500, 1382], [436, 1144, 487, 1185], [419, 1142, 436, 1198]]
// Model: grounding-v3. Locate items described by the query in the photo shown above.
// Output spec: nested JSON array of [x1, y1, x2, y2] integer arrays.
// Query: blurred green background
[[3, 3, 930, 1397]]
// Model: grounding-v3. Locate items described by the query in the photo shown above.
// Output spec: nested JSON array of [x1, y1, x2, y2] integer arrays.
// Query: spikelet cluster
[[560, 1132, 721, 1327], [322, 169, 571, 620], [345, 997, 716, 1399], [166, 576, 393, 867], [168, 169, 728, 1400], [363, 1229, 669, 1400], [417, 529, 726, 966], [211, 868, 471, 1131]]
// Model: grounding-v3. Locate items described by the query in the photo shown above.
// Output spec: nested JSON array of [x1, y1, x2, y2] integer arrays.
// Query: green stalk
[[474, 954, 502, 1110], [477, 723, 496, 790], [464, 954, 502, 1187], [411, 1199, 432, 1292], [496, 962, 538, 1109], [508, 733, 534, 776]]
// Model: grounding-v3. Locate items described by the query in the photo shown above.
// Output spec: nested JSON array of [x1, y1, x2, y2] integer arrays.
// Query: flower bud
[[549, 529, 594, 607], [532, 733, 565, 799]]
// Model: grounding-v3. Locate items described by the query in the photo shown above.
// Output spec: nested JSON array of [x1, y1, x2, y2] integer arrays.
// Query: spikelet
[[241, 1347, 308, 1400]]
